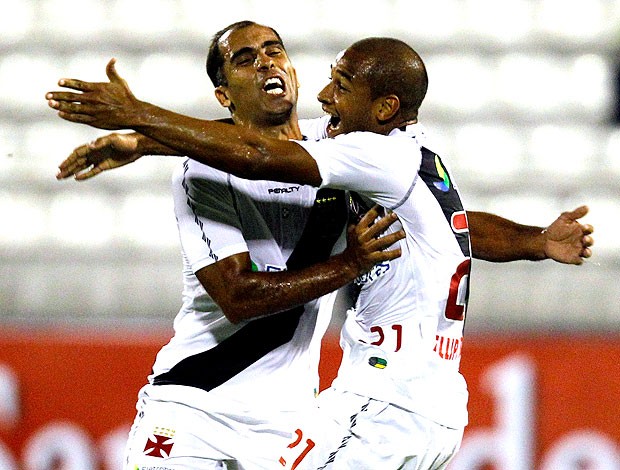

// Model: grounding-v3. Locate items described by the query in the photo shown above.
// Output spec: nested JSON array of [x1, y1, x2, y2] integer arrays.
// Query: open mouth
[[327, 114, 342, 135], [263, 77, 285, 95]]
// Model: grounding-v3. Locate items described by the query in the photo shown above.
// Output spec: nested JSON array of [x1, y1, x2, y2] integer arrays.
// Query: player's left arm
[[468, 206, 594, 265], [46, 59, 322, 186]]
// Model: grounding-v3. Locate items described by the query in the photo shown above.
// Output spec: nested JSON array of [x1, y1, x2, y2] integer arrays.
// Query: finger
[[366, 229, 405, 252], [56, 111, 97, 124], [357, 205, 381, 230], [57, 153, 80, 172], [106, 58, 120, 82], [368, 247, 402, 263], [57, 141, 99, 178], [581, 247, 592, 259], [563, 205, 589, 221], [46, 91, 93, 103], [75, 165, 103, 181], [57, 162, 90, 179], [57, 166, 75, 179], [365, 212, 398, 238], [57, 157, 91, 179], [57, 78, 97, 92], [50, 100, 100, 115], [57, 161, 81, 179], [581, 223, 594, 235], [582, 234, 594, 247], [60, 144, 91, 167]]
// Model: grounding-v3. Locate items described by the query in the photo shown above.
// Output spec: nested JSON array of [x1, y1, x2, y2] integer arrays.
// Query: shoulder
[[298, 131, 421, 173], [173, 158, 229, 183], [397, 123, 446, 156], [333, 131, 420, 156], [299, 116, 330, 141]]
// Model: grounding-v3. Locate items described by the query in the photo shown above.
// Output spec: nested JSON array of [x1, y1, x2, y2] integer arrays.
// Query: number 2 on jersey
[[445, 258, 471, 321]]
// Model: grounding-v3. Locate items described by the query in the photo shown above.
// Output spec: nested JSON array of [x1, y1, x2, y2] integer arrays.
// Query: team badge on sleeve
[[143, 427, 175, 458]]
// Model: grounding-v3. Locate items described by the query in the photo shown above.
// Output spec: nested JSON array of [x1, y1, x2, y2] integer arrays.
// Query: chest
[[231, 178, 318, 251]]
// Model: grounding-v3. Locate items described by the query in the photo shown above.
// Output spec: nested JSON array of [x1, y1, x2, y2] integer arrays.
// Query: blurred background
[[0, 1, 619, 469]]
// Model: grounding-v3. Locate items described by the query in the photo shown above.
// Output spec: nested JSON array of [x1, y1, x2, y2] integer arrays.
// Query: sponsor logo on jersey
[[354, 261, 391, 286], [143, 427, 175, 459], [368, 357, 387, 369], [268, 185, 301, 194], [266, 264, 286, 272], [432, 155, 451, 192], [251, 261, 286, 272], [419, 147, 471, 257]]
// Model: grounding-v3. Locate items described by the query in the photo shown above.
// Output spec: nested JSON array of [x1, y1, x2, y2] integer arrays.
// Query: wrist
[[537, 227, 550, 260], [336, 251, 365, 281], [133, 133, 148, 155]]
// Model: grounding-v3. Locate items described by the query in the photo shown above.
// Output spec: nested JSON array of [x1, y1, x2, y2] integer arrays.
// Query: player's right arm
[[194, 206, 403, 324]]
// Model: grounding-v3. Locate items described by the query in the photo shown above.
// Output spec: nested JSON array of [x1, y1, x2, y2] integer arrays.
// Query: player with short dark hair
[[49, 22, 403, 470]]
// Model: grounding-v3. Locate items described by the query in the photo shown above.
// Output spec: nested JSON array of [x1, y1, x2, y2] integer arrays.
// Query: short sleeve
[[172, 160, 248, 273], [296, 132, 421, 210]]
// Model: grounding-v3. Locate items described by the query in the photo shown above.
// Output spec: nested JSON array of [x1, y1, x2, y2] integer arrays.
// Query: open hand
[[46, 58, 140, 130], [543, 205, 594, 265], [343, 205, 406, 274], [57, 132, 142, 181]]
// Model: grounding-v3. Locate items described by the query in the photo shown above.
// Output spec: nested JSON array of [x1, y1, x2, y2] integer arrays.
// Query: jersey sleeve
[[172, 159, 248, 273], [296, 132, 421, 210]]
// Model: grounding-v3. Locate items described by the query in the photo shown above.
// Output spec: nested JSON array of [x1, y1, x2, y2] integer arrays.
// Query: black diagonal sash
[[153, 188, 347, 391]]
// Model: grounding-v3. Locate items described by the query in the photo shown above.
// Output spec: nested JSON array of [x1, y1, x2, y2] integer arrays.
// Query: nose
[[256, 52, 274, 70], [317, 82, 332, 104]]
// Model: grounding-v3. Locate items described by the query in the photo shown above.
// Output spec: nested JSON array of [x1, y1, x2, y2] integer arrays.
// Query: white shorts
[[123, 384, 304, 470], [294, 388, 464, 470]]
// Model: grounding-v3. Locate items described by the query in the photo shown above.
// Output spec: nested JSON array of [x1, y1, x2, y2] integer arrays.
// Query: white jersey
[[148, 120, 346, 412], [297, 121, 471, 429]]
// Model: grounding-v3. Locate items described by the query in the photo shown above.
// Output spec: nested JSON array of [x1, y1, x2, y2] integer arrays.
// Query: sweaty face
[[317, 48, 375, 138], [217, 24, 299, 126]]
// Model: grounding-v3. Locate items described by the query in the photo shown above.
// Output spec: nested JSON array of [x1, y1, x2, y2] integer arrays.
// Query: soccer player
[[49, 22, 403, 470], [47, 24, 594, 469]]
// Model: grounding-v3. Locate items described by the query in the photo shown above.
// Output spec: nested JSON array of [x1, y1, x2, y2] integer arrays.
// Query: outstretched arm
[[469, 206, 594, 265], [47, 59, 321, 186], [56, 132, 181, 180]]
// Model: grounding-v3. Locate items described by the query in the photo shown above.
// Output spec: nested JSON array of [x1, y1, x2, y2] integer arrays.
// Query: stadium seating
[[1, 0, 619, 331]]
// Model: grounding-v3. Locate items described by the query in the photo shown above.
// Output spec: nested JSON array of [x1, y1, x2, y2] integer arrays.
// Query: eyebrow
[[333, 66, 354, 83], [230, 40, 284, 63]]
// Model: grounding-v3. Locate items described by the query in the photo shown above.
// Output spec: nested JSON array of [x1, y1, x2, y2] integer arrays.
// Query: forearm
[[134, 131, 184, 156], [132, 102, 273, 177], [214, 254, 360, 323], [128, 101, 319, 185], [469, 211, 546, 262]]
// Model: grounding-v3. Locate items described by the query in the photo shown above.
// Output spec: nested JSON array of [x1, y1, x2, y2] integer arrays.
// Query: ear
[[376, 95, 400, 122], [291, 66, 300, 90], [215, 86, 232, 109]]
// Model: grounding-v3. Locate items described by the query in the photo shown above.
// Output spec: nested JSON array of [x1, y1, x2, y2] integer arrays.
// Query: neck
[[375, 116, 418, 136], [399, 118, 418, 127], [232, 111, 303, 141]]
